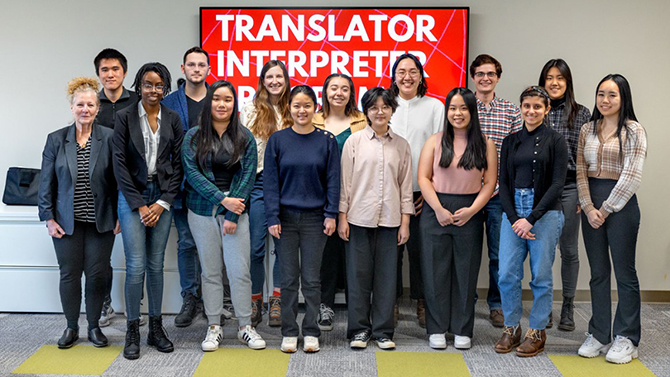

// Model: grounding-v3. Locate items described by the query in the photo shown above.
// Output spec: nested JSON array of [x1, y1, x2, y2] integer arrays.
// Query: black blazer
[[499, 124, 567, 225], [38, 124, 117, 235], [112, 103, 184, 211]]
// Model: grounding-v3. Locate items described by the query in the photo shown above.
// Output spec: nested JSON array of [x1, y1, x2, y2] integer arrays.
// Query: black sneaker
[[350, 330, 371, 349], [318, 303, 334, 331], [175, 293, 197, 327]]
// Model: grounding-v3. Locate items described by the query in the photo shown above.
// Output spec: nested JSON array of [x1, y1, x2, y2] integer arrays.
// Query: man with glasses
[[469, 54, 522, 328]]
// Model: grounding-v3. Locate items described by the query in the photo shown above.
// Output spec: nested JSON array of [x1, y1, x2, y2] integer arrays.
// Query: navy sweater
[[263, 127, 340, 226]]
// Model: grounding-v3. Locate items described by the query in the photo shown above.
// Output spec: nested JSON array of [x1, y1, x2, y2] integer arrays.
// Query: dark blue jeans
[[250, 174, 280, 294], [173, 198, 201, 299], [484, 194, 503, 310], [118, 181, 173, 320], [275, 208, 328, 337]]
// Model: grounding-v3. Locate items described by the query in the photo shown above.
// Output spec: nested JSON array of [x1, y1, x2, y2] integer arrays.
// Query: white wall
[[1, 0, 668, 310]]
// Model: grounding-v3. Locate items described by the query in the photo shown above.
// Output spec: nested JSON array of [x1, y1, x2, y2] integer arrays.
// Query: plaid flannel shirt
[[477, 95, 522, 195], [182, 126, 257, 222], [547, 103, 591, 172]]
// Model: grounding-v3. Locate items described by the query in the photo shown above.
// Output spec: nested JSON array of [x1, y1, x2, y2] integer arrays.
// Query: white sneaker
[[578, 332, 611, 358], [201, 325, 223, 352], [375, 337, 396, 350], [454, 335, 471, 350], [99, 303, 115, 327], [281, 336, 298, 353], [303, 336, 320, 353], [238, 325, 266, 350], [605, 335, 638, 364], [139, 314, 146, 326], [429, 333, 447, 349]]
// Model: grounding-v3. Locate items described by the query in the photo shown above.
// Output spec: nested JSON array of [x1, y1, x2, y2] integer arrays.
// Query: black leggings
[[52, 221, 115, 330]]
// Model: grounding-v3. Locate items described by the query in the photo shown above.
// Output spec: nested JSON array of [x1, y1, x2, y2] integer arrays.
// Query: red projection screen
[[200, 7, 469, 108]]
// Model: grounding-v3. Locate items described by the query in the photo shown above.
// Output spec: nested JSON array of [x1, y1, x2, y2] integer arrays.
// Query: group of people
[[38, 47, 646, 365]]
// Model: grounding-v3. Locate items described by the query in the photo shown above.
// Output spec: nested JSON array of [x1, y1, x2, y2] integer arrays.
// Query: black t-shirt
[[212, 138, 241, 192], [186, 96, 204, 129], [514, 124, 546, 189]]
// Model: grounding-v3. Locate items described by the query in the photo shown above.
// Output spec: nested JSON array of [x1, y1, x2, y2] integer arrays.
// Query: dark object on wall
[[2, 167, 41, 206]]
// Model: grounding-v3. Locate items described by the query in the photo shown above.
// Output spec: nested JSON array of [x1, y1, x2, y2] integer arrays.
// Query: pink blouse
[[431, 130, 484, 194]]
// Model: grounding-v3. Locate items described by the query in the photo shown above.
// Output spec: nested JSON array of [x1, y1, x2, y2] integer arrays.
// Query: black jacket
[[112, 103, 184, 211], [499, 124, 567, 225], [38, 124, 117, 235]]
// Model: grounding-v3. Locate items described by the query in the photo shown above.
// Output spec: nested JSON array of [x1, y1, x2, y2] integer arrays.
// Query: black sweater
[[499, 123, 567, 225]]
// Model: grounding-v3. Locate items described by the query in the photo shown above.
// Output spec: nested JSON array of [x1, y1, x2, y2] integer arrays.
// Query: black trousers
[[396, 191, 424, 299], [52, 221, 115, 329], [320, 230, 347, 308], [421, 193, 484, 337], [346, 224, 398, 339], [582, 178, 641, 346]]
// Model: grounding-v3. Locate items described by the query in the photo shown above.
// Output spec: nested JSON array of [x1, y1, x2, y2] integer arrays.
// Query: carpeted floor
[[2, 298, 669, 376]]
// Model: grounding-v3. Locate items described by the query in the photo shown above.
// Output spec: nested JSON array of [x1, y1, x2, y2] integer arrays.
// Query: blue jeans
[[249, 174, 280, 294], [498, 188, 564, 330], [484, 194, 502, 310], [173, 202, 201, 299], [118, 181, 173, 320]]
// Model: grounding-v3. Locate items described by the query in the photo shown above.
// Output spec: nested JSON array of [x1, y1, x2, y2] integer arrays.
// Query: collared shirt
[[138, 102, 170, 211], [240, 102, 282, 174], [476, 94, 522, 195], [390, 95, 444, 191], [97, 88, 138, 129], [340, 125, 414, 228], [547, 102, 591, 174], [576, 121, 646, 218]]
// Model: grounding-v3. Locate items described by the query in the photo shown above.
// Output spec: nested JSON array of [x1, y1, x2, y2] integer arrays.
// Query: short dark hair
[[469, 54, 502, 78], [520, 85, 551, 108], [94, 48, 128, 75], [132, 62, 172, 98], [361, 87, 398, 125], [390, 53, 428, 98], [183, 47, 210, 65]]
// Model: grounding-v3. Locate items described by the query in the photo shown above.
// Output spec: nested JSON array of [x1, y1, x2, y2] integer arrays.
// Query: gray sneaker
[[99, 302, 115, 327]]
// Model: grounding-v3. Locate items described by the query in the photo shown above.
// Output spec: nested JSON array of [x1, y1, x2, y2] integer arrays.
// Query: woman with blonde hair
[[39, 77, 119, 349]]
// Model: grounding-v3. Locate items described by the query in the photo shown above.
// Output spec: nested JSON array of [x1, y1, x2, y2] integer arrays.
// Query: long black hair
[[539, 59, 580, 129], [193, 80, 247, 170], [590, 74, 638, 161], [132, 62, 172, 98], [390, 53, 428, 98], [439, 87, 487, 170]]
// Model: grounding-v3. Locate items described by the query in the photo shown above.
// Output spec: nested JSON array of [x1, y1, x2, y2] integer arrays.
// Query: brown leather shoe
[[417, 299, 426, 328], [546, 312, 553, 329], [515, 329, 546, 357], [490, 309, 504, 328], [494, 325, 521, 353]]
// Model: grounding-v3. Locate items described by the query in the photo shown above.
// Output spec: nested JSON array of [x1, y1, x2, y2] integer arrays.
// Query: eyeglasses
[[142, 83, 165, 92], [396, 69, 420, 78], [369, 105, 392, 113], [474, 71, 498, 79]]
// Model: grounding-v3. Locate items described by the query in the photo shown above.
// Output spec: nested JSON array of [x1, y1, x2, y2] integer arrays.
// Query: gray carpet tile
[[1, 300, 668, 376]]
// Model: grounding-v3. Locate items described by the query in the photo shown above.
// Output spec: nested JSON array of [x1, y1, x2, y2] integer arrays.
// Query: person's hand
[[269, 224, 281, 239], [141, 203, 165, 227], [113, 220, 122, 234], [397, 223, 410, 245], [324, 217, 336, 236], [414, 195, 424, 215], [586, 210, 605, 229], [512, 218, 535, 240], [576, 204, 582, 214], [46, 219, 65, 238], [338, 219, 350, 241], [452, 207, 475, 227], [222, 220, 237, 235], [221, 197, 245, 215], [436, 207, 454, 227]]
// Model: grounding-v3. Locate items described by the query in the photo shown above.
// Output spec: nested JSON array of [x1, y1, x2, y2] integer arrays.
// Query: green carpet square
[[12, 345, 122, 375], [549, 354, 656, 377], [376, 351, 471, 377], [194, 348, 289, 377]]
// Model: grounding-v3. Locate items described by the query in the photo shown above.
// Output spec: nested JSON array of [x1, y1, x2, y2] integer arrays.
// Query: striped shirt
[[576, 121, 647, 218], [74, 137, 95, 223], [476, 95, 522, 195]]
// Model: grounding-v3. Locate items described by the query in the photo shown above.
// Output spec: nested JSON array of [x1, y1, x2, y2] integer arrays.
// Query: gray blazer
[[38, 124, 117, 235]]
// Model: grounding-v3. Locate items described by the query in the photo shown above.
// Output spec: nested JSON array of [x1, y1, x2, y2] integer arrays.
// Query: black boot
[[123, 320, 141, 360], [174, 293, 197, 327], [558, 296, 575, 331], [147, 316, 174, 353]]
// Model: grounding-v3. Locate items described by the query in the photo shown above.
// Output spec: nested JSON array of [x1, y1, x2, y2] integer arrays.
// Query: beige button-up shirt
[[339, 125, 414, 228]]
